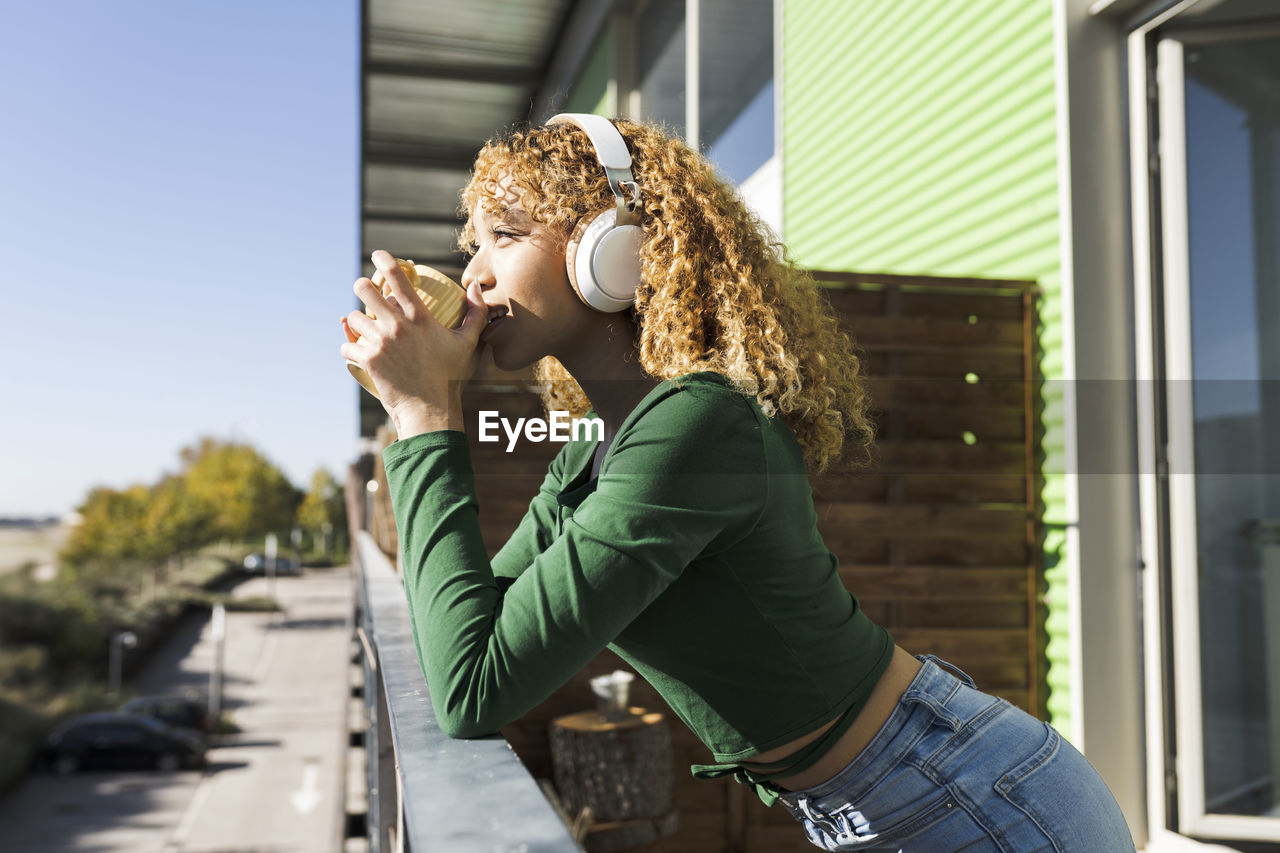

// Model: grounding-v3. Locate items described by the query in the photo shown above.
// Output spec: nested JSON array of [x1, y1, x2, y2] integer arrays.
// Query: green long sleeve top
[[382, 371, 893, 802]]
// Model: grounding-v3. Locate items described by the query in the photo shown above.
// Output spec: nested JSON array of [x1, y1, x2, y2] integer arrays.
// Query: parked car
[[242, 553, 299, 575], [120, 693, 213, 735], [40, 712, 206, 774]]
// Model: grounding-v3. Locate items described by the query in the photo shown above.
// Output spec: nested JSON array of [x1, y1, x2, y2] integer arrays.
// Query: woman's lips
[[480, 310, 508, 343]]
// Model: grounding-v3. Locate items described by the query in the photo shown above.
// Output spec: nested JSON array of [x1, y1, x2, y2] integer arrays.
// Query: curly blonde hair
[[458, 118, 873, 474]]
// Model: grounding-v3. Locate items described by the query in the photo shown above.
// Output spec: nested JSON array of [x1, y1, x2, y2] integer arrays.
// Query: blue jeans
[[778, 656, 1137, 852]]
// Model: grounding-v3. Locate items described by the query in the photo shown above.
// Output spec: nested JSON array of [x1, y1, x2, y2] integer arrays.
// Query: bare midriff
[[740, 645, 923, 792]]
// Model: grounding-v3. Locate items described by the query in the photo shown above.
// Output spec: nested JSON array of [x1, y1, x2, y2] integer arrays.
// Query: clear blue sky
[[0, 1, 362, 516]]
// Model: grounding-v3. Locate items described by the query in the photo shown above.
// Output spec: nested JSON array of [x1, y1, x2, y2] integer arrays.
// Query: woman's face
[[461, 183, 597, 372]]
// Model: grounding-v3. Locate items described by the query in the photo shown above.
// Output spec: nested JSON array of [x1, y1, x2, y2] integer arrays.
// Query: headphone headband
[[547, 113, 632, 169], [547, 113, 641, 226]]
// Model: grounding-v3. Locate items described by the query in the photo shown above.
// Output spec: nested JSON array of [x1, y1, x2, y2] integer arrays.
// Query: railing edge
[[355, 531, 581, 852]]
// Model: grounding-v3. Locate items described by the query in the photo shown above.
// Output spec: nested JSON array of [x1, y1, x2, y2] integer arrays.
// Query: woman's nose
[[461, 252, 494, 291]]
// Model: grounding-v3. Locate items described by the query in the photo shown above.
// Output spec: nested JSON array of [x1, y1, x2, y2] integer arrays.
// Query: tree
[[296, 469, 347, 555], [140, 475, 215, 580], [58, 438, 301, 587], [60, 485, 151, 585], [181, 438, 301, 542]]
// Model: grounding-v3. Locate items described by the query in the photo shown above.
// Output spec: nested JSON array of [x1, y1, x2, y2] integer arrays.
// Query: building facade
[[537, 0, 1280, 849]]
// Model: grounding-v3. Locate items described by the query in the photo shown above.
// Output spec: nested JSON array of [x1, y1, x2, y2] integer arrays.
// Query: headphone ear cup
[[565, 207, 642, 313], [564, 211, 599, 307]]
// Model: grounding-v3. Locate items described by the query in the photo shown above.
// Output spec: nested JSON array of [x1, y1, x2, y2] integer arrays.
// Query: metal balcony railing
[[352, 531, 581, 852]]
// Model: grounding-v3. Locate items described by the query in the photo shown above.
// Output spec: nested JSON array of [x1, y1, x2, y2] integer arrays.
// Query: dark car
[[40, 712, 206, 775], [242, 553, 299, 575], [120, 693, 213, 735]]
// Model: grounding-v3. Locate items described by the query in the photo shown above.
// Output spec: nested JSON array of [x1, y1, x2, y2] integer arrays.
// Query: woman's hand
[[341, 250, 488, 438]]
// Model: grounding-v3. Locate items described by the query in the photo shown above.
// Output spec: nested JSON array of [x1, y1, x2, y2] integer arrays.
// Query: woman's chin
[[488, 343, 537, 374]]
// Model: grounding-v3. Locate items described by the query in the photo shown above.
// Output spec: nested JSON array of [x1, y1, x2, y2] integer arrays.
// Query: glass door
[[1154, 9, 1280, 842]]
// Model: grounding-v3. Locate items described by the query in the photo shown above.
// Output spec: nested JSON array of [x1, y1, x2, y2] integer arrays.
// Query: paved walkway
[[0, 566, 355, 852]]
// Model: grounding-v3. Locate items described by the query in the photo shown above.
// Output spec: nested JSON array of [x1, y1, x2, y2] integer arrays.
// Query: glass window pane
[[637, 0, 686, 138], [699, 0, 774, 184], [1183, 31, 1280, 819]]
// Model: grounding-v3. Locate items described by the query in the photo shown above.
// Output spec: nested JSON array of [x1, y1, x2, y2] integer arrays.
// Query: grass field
[[0, 522, 69, 576]]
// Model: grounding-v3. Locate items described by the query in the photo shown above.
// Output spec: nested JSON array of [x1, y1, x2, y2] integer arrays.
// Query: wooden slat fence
[[812, 269, 1045, 713]]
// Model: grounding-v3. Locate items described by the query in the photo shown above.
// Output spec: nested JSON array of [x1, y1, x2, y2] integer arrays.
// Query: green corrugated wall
[[782, 0, 1072, 733], [564, 20, 615, 116]]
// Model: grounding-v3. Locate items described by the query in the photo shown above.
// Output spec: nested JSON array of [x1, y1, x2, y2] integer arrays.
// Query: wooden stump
[[550, 707, 678, 852]]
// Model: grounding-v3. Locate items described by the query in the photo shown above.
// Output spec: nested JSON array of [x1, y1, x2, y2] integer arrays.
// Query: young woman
[[340, 114, 1135, 852]]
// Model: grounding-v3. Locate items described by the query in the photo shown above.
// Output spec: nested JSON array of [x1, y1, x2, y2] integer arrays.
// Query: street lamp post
[[108, 630, 137, 696], [265, 532, 278, 600]]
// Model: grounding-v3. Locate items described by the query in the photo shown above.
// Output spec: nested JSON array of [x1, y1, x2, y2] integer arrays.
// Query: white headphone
[[547, 113, 643, 313]]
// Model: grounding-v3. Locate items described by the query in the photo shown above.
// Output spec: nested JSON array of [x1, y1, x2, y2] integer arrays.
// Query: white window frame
[[1130, 0, 1280, 843]]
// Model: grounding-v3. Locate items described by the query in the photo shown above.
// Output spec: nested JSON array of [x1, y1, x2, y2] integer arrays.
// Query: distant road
[[0, 566, 355, 852]]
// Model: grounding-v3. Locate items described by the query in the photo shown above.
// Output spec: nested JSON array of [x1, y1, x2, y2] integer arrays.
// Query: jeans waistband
[[777, 655, 978, 814]]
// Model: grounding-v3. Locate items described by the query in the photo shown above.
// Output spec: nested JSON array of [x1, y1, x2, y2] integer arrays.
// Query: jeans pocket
[[993, 722, 1137, 853], [992, 722, 1067, 852]]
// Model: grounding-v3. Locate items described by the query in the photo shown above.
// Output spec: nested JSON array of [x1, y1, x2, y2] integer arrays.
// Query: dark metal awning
[[360, 0, 582, 281]]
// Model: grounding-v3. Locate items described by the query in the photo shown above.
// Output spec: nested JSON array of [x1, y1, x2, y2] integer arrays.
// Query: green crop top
[[382, 371, 894, 805]]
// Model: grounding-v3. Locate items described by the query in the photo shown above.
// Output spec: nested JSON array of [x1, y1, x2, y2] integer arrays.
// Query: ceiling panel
[[366, 76, 529, 141], [364, 164, 470, 216], [362, 221, 463, 257], [369, 0, 567, 67]]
